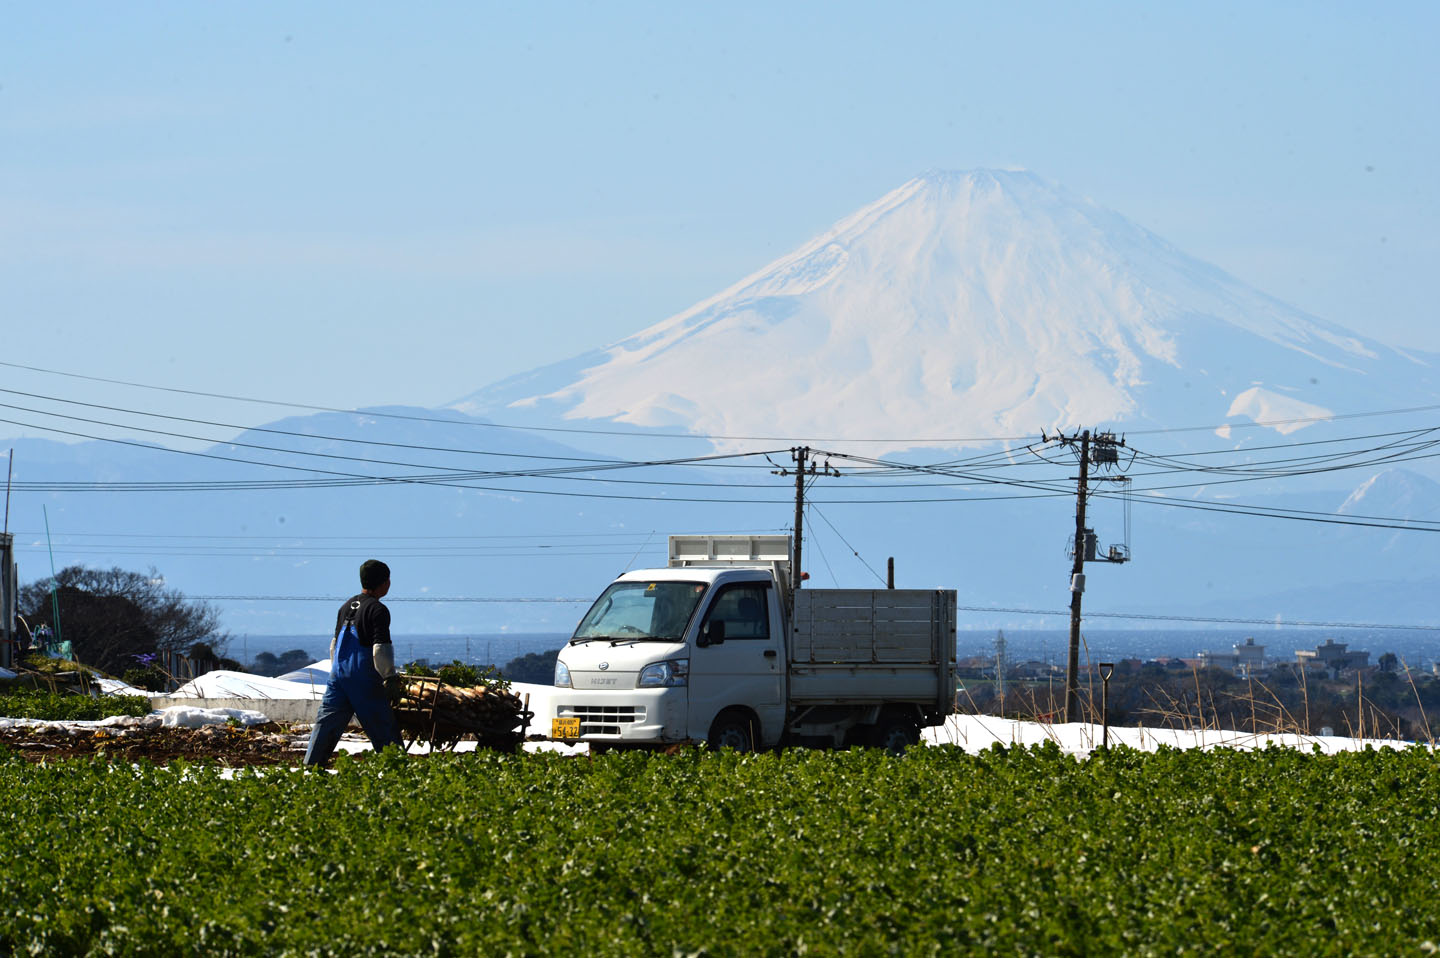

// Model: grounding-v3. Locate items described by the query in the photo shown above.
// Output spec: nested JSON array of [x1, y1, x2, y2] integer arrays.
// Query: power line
[[1105, 492, 1440, 533], [0, 416, 800, 502], [0, 386, 782, 473], [0, 360, 1036, 444], [8, 398, 1440, 532], [1123, 434, 1440, 481], [808, 504, 887, 586], [191, 595, 593, 603], [12, 548, 653, 560], [0, 388, 641, 465], [10, 358, 1440, 444], [74, 587, 1440, 630], [1126, 426, 1440, 463], [0, 402, 781, 482], [955, 604, 1440, 632], [1121, 402, 1440, 436], [815, 445, 1440, 532], [11, 371, 1440, 493], [5, 530, 675, 541], [0, 361, 720, 440]]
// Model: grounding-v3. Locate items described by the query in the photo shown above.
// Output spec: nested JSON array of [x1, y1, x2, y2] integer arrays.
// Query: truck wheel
[[708, 713, 755, 752], [873, 720, 920, 755]]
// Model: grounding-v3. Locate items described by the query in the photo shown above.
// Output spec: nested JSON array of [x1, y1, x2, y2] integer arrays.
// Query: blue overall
[[303, 607, 402, 765]]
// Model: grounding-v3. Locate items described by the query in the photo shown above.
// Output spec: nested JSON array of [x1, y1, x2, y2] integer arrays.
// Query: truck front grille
[[557, 704, 647, 736]]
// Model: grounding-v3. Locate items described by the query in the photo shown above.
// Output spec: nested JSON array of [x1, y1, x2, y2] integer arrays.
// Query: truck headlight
[[554, 660, 572, 688], [637, 658, 689, 688]]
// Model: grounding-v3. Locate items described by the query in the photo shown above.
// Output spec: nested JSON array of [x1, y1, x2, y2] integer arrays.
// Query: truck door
[[687, 581, 784, 746]]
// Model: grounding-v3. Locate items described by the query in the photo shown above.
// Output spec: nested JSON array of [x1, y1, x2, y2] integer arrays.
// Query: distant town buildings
[[1192, 636, 1384, 680], [957, 635, 1418, 685], [1198, 637, 1267, 677], [1296, 639, 1370, 677]]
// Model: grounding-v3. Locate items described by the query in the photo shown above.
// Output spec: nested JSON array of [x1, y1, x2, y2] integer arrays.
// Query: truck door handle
[[763, 650, 777, 658]]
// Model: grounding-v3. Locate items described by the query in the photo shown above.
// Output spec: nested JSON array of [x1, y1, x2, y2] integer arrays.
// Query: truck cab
[[553, 535, 792, 749], [552, 534, 956, 751]]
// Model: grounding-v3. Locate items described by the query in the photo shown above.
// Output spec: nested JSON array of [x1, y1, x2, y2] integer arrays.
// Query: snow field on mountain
[[456, 169, 1434, 455]]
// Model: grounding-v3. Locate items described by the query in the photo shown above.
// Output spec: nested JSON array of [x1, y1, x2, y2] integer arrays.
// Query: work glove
[[373, 643, 400, 701]]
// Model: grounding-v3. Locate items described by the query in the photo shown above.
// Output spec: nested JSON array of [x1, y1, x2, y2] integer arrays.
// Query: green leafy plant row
[[0, 688, 151, 721], [402, 658, 510, 691], [2, 744, 1439, 956]]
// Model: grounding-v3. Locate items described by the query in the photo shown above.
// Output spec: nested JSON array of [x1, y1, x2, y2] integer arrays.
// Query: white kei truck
[[551, 534, 957, 751]]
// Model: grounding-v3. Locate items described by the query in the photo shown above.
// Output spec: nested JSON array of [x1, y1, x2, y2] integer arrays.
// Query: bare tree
[[19, 566, 230, 676]]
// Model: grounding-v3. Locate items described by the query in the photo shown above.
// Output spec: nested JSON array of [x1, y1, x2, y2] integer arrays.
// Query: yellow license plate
[[552, 717, 581, 739]]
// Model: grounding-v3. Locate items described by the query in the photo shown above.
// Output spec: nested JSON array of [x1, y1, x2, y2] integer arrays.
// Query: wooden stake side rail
[[391, 675, 533, 753]]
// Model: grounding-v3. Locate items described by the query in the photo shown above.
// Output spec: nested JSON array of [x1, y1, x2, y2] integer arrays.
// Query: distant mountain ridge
[[453, 169, 1439, 454], [12, 400, 1440, 637]]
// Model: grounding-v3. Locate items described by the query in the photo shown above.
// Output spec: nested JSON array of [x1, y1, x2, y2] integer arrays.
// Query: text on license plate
[[552, 717, 581, 739]]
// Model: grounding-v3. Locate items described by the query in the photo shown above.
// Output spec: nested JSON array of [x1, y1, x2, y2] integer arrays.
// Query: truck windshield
[[572, 580, 707, 642]]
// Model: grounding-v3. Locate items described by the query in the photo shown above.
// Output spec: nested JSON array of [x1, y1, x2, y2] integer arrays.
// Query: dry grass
[[952, 632, 1429, 747]]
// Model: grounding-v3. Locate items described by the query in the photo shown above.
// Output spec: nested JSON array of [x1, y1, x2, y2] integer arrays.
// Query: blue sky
[[2, 2, 1436, 428]]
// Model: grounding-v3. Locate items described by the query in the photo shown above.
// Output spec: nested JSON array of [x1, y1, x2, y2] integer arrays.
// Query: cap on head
[[359, 559, 390, 591]]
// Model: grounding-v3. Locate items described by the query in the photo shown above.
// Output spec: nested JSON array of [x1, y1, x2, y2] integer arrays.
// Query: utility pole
[[995, 629, 1007, 703], [1066, 430, 1090, 723], [792, 446, 808, 600], [1, 450, 12, 670], [772, 446, 839, 613], [1047, 429, 1129, 723]]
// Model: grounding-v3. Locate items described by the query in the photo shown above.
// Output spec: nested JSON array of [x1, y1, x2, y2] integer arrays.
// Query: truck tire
[[707, 712, 756, 752], [873, 719, 920, 755]]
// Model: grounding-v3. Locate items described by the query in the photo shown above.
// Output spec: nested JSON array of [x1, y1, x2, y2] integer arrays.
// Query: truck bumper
[[551, 687, 688, 745]]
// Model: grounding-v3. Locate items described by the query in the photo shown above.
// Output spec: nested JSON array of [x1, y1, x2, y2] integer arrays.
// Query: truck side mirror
[[700, 619, 725, 647]]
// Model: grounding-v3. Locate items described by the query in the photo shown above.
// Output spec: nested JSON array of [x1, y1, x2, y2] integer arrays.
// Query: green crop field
[[0, 689, 151, 722], [2, 744, 1438, 956]]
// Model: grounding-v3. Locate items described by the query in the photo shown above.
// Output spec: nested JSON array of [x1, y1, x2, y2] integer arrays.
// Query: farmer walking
[[304, 559, 404, 766]]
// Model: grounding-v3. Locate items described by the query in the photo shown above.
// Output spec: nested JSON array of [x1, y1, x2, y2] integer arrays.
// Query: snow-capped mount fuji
[[454, 169, 1438, 454], [11, 172, 1440, 637]]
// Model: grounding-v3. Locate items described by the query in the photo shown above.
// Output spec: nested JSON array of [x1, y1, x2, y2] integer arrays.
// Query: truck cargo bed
[[788, 589, 956, 709]]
